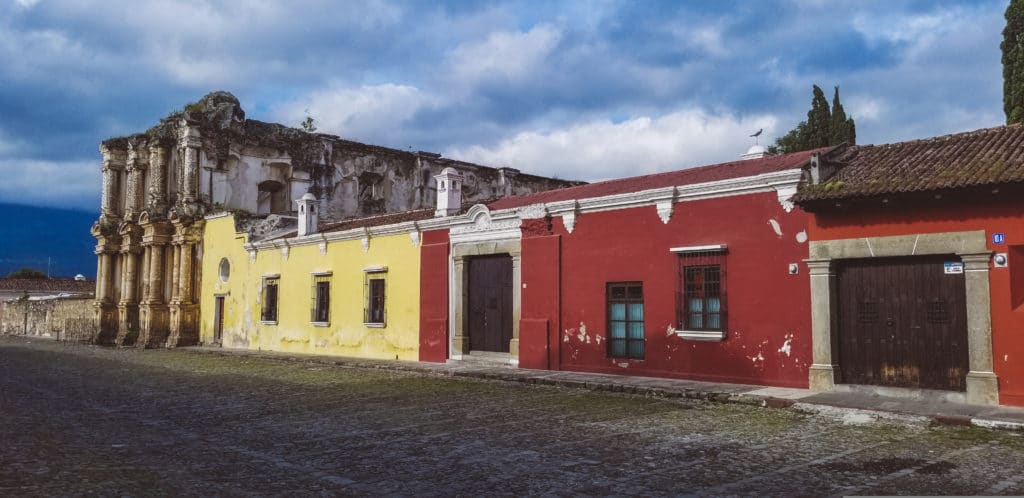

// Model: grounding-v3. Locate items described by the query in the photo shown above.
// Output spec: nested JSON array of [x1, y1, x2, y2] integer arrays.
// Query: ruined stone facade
[[92, 91, 579, 348]]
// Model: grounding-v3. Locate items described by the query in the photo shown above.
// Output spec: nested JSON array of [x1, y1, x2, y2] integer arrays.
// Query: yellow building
[[199, 198, 438, 360]]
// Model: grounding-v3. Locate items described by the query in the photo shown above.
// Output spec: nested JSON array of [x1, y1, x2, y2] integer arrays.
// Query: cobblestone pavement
[[3, 338, 1024, 496]]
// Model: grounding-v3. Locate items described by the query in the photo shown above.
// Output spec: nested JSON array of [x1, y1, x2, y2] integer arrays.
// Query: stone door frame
[[450, 239, 522, 363], [805, 229, 998, 405]]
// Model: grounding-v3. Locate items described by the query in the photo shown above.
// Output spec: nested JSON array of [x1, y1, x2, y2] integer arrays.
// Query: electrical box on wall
[[994, 253, 1009, 268]]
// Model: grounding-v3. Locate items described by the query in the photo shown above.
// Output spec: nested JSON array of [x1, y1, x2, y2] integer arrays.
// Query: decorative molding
[[281, 244, 289, 261], [517, 203, 548, 220], [363, 265, 388, 273], [449, 204, 522, 244], [677, 330, 726, 342], [775, 185, 798, 213], [319, 241, 327, 255], [360, 228, 370, 252], [248, 249, 257, 263], [670, 244, 727, 254], [561, 212, 577, 233], [656, 200, 674, 224], [410, 230, 421, 247]]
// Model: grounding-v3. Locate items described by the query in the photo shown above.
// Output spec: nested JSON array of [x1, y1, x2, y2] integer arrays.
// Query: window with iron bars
[[364, 271, 386, 326], [261, 276, 279, 323], [678, 250, 727, 332], [311, 274, 331, 324]]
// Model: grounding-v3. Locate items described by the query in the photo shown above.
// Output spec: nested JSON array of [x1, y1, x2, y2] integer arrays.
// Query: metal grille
[[677, 250, 727, 332], [311, 275, 331, 323], [261, 277, 279, 322], [607, 282, 644, 359], [364, 273, 386, 325], [927, 300, 950, 324], [857, 301, 879, 324]]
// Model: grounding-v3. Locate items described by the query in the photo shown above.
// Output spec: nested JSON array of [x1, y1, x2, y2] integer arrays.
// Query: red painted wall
[[519, 192, 813, 388], [419, 229, 449, 363], [809, 199, 1024, 406]]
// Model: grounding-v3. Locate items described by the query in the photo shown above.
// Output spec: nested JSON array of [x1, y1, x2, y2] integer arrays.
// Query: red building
[[422, 147, 836, 389], [794, 125, 1024, 406]]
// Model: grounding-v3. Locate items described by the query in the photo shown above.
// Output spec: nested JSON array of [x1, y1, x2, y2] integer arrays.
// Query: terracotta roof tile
[[793, 124, 1024, 203], [487, 147, 831, 210], [0, 278, 95, 293]]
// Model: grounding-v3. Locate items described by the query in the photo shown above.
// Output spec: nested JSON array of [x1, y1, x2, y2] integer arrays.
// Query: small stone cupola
[[434, 167, 464, 217], [296, 192, 319, 236]]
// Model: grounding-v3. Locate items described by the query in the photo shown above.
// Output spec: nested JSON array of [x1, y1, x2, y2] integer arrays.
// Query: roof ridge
[[852, 123, 1023, 151]]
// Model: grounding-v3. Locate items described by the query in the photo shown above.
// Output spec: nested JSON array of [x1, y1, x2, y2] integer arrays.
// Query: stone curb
[[181, 346, 1024, 432]]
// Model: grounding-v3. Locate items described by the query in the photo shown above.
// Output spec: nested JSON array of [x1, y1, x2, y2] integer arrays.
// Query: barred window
[[607, 282, 644, 359], [311, 273, 331, 324], [676, 248, 727, 333], [364, 269, 387, 326], [261, 276, 279, 323]]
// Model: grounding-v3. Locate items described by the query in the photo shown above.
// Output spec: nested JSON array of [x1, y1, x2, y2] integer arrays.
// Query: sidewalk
[[186, 346, 1024, 430]]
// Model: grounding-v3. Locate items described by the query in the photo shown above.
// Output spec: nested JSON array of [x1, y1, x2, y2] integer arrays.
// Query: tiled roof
[[793, 124, 1024, 203], [487, 147, 832, 210], [319, 208, 435, 233], [270, 208, 436, 240], [0, 278, 95, 293]]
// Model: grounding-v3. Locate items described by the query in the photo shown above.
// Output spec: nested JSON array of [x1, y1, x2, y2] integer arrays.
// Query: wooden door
[[837, 255, 968, 391], [467, 255, 513, 352], [213, 296, 225, 345]]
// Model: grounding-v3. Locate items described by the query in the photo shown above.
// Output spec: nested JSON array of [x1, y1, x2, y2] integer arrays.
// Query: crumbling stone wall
[[0, 298, 96, 342]]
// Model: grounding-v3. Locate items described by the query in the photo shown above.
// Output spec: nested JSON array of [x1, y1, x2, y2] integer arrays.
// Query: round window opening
[[218, 258, 230, 282]]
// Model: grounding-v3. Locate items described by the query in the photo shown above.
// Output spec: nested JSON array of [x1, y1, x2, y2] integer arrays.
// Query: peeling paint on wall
[[768, 219, 783, 237], [778, 333, 794, 357]]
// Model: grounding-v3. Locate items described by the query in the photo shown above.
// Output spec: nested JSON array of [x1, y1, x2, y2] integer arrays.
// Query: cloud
[[446, 24, 562, 85], [0, 159, 98, 209], [271, 83, 438, 145], [445, 108, 778, 181]]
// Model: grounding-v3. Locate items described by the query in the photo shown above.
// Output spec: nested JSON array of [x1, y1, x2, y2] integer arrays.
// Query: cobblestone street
[[2, 337, 1024, 496]]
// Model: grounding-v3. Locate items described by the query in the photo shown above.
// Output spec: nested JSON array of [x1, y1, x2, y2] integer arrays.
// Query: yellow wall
[[199, 215, 421, 360]]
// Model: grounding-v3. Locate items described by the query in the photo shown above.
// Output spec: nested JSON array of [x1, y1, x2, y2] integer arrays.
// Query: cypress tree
[[830, 86, 848, 145], [805, 84, 832, 149], [1004, 0, 1024, 124], [772, 84, 857, 153]]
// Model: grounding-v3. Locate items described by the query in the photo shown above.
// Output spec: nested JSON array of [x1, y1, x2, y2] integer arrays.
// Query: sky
[[0, 0, 1009, 211]]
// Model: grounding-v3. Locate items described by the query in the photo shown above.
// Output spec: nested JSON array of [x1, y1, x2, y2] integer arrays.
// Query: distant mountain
[[0, 203, 98, 278]]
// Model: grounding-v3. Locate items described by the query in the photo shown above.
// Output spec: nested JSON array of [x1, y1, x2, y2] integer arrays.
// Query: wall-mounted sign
[[993, 232, 1006, 245], [944, 262, 964, 274]]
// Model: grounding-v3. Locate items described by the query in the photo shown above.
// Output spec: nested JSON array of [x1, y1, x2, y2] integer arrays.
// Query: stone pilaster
[[960, 252, 999, 405], [115, 222, 143, 347], [806, 258, 840, 392], [451, 255, 469, 356]]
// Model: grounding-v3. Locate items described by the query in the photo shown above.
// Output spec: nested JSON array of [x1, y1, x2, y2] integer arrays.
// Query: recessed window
[[607, 282, 644, 359], [218, 258, 230, 283], [261, 277, 279, 323], [677, 249, 728, 338], [311, 274, 331, 324], [364, 271, 387, 327]]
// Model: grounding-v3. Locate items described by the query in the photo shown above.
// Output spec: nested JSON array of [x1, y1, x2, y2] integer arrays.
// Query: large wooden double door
[[466, 255, 513, 352], [837, 255, 969, 391]]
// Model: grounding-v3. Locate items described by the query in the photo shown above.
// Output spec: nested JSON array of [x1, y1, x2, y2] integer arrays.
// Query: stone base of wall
[[0, 298, 97, 342]]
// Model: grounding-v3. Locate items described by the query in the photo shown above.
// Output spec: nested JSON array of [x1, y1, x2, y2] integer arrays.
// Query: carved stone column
[[93, 243, 120, 345], [124, 138, 148, 220], [99, 143, 127, 219], [137, 221, 172, 348], [179, 119, 201, 205], [148, 144, 169, 214], [167, 220, 203, 347]]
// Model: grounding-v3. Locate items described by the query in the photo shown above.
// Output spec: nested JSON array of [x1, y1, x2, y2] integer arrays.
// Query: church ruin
[[91, 91, 579, 348]]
